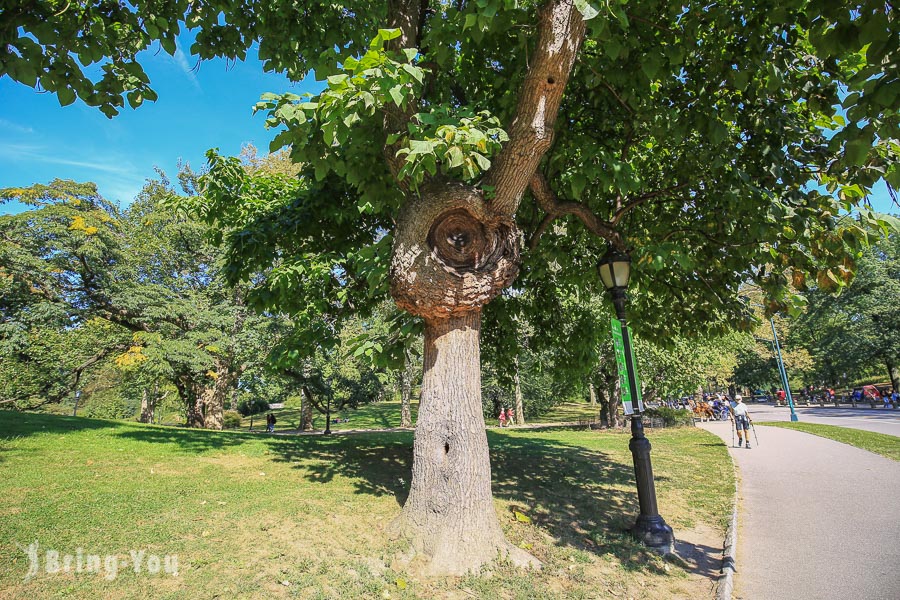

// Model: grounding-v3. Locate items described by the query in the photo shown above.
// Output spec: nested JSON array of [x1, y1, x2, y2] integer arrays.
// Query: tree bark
[[139, 387, 154, 424], [300, 386, 315, 431], [389, 313, 537, 574], [513, 356, 525, 425], [399, 352, 413, 428], [609, 376, 622, 428], [200, 364, 233, 430], [887, 360, 899, 393], [589, 381, 597, 406]]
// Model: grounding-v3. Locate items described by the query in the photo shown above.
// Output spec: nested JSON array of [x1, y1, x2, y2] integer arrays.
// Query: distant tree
[[0, 177, 273, 427], [792, 234, 900, 390]]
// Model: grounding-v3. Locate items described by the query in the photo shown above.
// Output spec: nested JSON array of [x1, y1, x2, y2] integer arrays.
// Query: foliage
[[0, 176, 278, 424], [6, 2, 895, 348], [222, 410, 242, 429], [790, 233, 900, 387], [236, 398, 270, 417], [643, 406, 694, 428]]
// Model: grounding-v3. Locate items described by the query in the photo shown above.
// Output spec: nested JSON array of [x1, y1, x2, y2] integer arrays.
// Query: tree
[[5, 0, 899, 575], [792, 233, 900, 390], [0, 177, 273, 428]]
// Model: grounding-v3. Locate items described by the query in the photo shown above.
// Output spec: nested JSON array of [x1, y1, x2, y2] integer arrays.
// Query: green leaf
[[574, 0, 600, 20], [389, 85, 405, 107], [843, 138, 870, 167], [514, 511, 532, 523], [57, 87, 76, 107]]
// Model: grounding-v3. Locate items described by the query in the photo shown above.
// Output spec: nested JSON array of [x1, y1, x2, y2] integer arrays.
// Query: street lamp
[[768, 318, 799, 422], [598, 246, 675, 553]]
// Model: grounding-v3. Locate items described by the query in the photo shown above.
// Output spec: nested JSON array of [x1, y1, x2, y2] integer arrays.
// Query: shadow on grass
[[6, 412, 699, 576], [0, 410, 119, 447]]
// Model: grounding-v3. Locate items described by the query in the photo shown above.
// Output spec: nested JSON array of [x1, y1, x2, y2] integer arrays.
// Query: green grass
[[0, 411, 732, 599], [760, 421, 900, 461], [242, 400, 600, 433], [532, 402, 601, 424], [240, 399, 420, 431]]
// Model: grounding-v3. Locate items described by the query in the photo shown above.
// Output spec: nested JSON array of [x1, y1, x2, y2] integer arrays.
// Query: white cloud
[[173, 47, 202, 91], [0, 119, 35, 134], [0, 143, 139, 177]]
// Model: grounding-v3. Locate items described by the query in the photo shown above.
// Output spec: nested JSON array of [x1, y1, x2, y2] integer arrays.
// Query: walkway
[[700, 420, 900, 600]]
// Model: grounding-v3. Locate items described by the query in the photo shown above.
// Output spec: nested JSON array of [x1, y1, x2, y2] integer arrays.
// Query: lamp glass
[[598, 254, 631, 290]]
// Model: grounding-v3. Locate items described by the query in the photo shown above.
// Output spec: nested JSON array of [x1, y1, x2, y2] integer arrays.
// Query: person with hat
[[730, 395, 753, 449]]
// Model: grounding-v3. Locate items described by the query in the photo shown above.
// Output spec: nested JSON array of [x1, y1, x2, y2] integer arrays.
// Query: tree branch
[[382, 0, 428, 186], [485, 0, 587, 216], [611, 183, 690, 225], [527, 172, 622, 249]]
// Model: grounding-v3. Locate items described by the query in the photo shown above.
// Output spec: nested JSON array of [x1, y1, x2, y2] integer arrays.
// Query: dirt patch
[[670, 522, 724, 599]]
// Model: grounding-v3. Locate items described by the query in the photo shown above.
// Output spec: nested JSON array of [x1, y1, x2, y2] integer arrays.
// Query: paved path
[[700, 420, 900, 600], [745, 403, 900, 437]]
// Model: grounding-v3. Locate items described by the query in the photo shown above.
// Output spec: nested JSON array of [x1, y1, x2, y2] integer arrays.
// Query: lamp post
[[598, 246, 674, 553], [769, 317, 799, 422]]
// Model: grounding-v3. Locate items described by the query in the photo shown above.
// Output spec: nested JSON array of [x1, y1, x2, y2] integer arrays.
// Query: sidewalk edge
[[716, 458, 739, 600]]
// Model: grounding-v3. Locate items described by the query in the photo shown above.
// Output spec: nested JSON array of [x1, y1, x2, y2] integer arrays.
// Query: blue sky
[[0, 42, 896, 216], [0, 42, 315, 213]]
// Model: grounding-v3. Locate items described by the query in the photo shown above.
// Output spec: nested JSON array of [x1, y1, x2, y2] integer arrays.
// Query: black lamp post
[[598, 246, 675, 553]]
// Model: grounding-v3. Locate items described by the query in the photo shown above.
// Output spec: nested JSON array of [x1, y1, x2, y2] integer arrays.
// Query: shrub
[[236, 398, 269, 417], [223, 411, 242, 429], [644, 406, 694, 427]]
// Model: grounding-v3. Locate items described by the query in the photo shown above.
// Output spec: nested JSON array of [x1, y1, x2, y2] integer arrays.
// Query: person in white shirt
[[731, 395, 753, 449]]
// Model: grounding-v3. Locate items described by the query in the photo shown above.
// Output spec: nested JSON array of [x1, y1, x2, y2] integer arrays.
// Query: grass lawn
[[239, 400, 420, 432], [240, 400, 600, 433], [759, 421, 900, 461], [0, 411, 732, 599]]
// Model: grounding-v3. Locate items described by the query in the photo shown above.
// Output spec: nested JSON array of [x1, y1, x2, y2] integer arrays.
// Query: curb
[[716, 458, 740, 600]]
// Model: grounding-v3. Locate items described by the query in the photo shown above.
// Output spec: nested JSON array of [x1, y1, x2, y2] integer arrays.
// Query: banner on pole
[[611, 318, 644, 415]]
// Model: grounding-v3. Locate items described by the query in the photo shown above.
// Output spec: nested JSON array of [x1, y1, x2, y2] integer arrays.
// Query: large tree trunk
[[175, 376, 205, 428], [513, 356, 525, 425], [389, 182, 527, 574], [200, 367, 233, 430], [399, 350, 413, 428], [609, 376, 622, 428], [887, 360, 899, 393], [300, 386, 315, 431], [139, 387, 154, 424], [389, 313, 536, 575]]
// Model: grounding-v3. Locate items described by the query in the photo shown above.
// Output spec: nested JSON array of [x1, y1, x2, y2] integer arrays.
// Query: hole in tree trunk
[[444, 442, 450, 455]]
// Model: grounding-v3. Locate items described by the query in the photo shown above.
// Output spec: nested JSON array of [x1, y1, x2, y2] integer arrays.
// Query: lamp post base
[[630, 514, 675, 554]]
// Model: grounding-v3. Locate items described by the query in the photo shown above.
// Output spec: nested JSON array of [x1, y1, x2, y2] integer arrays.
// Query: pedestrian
[[266, 412, 276, 433], [498, 408, 507, 428], [507, 407, 515, 426], [730, 395, 753, 449]]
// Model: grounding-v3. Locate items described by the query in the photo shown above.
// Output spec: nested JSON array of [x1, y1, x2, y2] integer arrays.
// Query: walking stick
[[731, 419, 735, 447], [750, 421, 759, 446]]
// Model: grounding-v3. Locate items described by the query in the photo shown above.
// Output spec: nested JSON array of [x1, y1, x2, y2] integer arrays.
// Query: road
[[739, 402, 900, 437], [700, 420, 900, 600]]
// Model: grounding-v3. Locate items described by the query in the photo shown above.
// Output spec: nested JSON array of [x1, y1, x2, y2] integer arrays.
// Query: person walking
[[266, 412, 276, 433], [731, 395, 753, 449]]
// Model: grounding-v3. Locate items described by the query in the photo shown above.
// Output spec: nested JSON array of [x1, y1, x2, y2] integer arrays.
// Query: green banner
[[611, 318, 644, 415]]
